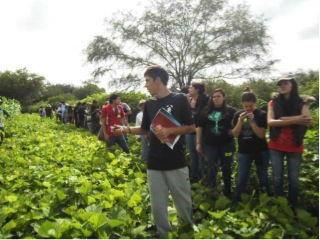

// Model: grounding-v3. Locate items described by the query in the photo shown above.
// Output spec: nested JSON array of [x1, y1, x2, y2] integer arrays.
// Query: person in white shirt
[[135, 100, 148, 162]]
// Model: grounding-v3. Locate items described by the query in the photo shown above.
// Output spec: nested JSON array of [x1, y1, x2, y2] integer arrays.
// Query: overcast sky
[[0, 0, 318, 89]]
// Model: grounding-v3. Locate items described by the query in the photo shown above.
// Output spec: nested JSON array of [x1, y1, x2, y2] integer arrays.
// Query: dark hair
[[109, 94, 119, 104], [144, 65, 169, 85], [203, 88, 227, 116], [180, 85, 189, 94], [192, 82, 206, 95], [241, 87, 257, 103], [277, 78, 303, 115]]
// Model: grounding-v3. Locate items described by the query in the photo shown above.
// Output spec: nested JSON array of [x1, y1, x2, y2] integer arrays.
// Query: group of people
[[183, 78, 312, 210], [38, 99, 134, 138], [37, 65, 312, 237], [107, 65, 312, 237]]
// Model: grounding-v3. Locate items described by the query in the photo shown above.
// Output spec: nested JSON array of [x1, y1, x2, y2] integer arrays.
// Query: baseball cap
[[137, 99, 146, 107], [276, 77, 295, 86]]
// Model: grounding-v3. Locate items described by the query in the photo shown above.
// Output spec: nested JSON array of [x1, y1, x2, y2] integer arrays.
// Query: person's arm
[[100, 108, 110, 141], [232, 112, 245, 138], [268, 103, 312, 127], [196, 127, 203, 154], [100, 116, 109, 141], [115, 125, 148, 136], [123, 103, 132, 116], [126, 109, 132, 116], [121, 115, 128, 125], [280, 105, 310, 120]]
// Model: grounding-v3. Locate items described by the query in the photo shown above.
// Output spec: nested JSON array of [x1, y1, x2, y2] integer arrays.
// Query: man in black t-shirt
[[78, 103, 86, 128], [73, 102, 81, 128], [115, 65, 196, 237], [45, 104, 53, 119], [90, 100, 101, 135]]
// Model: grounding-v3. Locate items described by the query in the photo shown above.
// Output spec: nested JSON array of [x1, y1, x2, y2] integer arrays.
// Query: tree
[[43, 83, 76, 99], [0, 68, 45, 106], [73, 83, 105, 100], [86, 0, 276, 89]]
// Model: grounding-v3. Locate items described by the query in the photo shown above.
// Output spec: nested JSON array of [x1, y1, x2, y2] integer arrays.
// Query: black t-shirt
[[74, 106, 79, 118], [78, 108, 86, 121], [45, 107, 52, 116], [141, 93, 194, 171], [197, 106, 236, 146], [91, 105, 100, 122], [232, 109, 268, 154]]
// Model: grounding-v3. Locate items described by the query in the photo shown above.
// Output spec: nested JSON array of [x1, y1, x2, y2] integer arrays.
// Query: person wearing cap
[[268, 77, 312, 210], [0, 97, 10, 132], [135, 99, 149, 162]]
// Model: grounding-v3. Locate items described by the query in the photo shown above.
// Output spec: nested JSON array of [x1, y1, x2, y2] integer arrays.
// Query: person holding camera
[[232, 87, 269, 203]]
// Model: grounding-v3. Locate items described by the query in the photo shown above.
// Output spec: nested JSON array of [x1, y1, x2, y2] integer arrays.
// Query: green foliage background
[[0, 111, 318, 239]]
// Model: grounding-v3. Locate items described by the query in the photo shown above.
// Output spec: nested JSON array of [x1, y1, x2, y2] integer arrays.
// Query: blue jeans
[[186, 134, 205, 181], [203, 140, 235, 196], [270, 149, 302, 207], [234, 151, 270, 202], [108, 135, 130, 153]]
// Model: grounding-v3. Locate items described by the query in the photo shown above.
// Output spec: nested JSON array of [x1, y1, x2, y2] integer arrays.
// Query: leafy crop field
[[0, 114, 318, 239]]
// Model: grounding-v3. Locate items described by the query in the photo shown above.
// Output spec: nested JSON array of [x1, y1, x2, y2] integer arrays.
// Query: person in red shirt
[[268, 77, 312, 210], [100, 94, 130, 153]]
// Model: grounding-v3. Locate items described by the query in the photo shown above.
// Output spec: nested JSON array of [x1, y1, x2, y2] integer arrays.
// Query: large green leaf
[[88, 213, 108, 230], [37, 220, 71, 239], [2, 220, 17, 232]]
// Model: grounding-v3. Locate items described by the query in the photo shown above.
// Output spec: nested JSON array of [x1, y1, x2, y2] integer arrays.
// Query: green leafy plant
[[0, 113, 318, 238]]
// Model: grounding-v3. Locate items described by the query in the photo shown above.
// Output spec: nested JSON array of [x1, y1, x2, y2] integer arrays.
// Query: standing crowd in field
[[37, 65, 313, 238]]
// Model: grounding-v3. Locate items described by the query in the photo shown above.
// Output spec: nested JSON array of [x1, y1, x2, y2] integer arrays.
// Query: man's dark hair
[[109, 94, 119, 104], [144, 65, 169, 85]]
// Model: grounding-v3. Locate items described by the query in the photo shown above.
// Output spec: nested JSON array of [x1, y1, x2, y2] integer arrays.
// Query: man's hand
[[113, 125, 126, 135], [196, 143, 202, 154], [154, 125, 170, 143]]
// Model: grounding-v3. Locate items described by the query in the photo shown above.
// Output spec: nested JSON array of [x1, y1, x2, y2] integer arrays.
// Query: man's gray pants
[[147, 167, 194, 236]]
